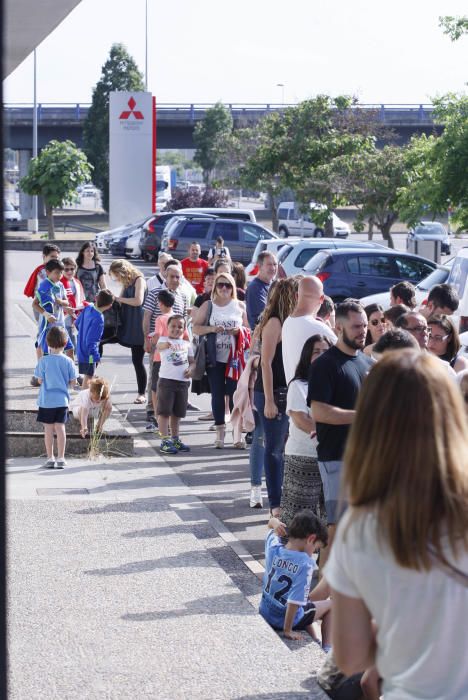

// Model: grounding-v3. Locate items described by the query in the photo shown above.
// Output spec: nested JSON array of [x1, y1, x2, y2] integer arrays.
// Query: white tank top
[[209, 300, 243, 362]]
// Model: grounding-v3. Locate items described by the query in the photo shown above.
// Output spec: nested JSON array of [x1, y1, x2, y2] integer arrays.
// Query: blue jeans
[[206, 362, 238, 426], [250, 391, 289, 509]]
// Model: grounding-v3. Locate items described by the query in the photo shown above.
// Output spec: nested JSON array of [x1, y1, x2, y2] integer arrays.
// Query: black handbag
[[102, 300, 122, 338]]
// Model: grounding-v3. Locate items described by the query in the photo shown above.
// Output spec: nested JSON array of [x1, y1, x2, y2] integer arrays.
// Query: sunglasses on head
[[370, 317, 386, 326], [216, 281, 232, 289]]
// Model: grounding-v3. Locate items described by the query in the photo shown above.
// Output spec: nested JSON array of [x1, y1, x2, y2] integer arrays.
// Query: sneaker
[[145, 417, 158, 431], [159, 438, 178, 455], [198, 412, 214, 421], [55, 459, 67, 469], [30, 376, 40, 388], [77, 375, 84, 387], [41, 458, 56, 469], [187, 401, 201, 411], [172, 437, 190, 452], [245, 431, 254, 445], [249, 486, 263, 509]]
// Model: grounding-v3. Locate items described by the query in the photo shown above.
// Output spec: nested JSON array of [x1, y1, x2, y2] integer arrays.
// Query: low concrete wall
[[5, 239, 92, 252], [6, 409, 134, 457]]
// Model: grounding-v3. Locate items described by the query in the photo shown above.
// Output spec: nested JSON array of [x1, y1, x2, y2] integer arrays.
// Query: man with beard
[[307, 300, 372, 549]]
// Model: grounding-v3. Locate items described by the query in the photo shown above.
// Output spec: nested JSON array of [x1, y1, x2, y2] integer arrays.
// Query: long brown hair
[[343, 350, 468, 571], [427, 314, 460, 361], [256, 278, 298, 339]]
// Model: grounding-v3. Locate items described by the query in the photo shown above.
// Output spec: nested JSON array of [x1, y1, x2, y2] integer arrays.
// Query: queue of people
[[24, 239, 468, 699]]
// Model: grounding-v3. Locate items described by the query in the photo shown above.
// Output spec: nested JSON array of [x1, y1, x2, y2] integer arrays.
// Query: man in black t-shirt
[[308, 300, 373, 535]]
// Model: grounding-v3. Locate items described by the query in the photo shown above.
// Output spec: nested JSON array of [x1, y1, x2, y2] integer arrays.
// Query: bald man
[[282, 276, 337, 383]]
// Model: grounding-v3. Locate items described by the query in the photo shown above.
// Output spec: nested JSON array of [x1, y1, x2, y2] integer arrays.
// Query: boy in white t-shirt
[[70, 377, 112, 437], [156, 315, 195, 455]]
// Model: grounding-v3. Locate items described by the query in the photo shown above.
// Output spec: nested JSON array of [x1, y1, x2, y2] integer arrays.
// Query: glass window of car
[[304, 251, 331, 274], [355, 255, 396, 277], [394, 256, 434, 281], [294, 247, 326, 268], [448, 257, 468, 298], [278, 245, 293, 263], [413, 223, 445, 236], [346, 256, 360, 274], [278, 207, 289, 220], [214, 221, 239, 241], [178, 221, 211, 238], [416, 265, 451, 291], [242, 223, 272, 243]]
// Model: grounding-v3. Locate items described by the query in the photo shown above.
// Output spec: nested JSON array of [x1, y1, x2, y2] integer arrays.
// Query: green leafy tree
[[193, 103, 233, 185], [167, 187, 229, 211], [397, 95, 468, 232], [83, 43, 144, 211], [20, 140, 92, 239], [439, 15, 468, 41], [319, 145, 408, 248]]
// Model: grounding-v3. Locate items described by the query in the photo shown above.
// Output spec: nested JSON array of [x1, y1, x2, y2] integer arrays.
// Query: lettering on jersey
[[272, 556, 299, 574]]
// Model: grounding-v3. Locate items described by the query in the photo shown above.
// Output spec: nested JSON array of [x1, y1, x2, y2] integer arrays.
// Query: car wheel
[[314, 228, 324, 238], [278, 227, 289, 238]]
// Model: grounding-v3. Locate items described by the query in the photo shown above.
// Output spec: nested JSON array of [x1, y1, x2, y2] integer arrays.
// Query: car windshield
[[414, 223, 444, 235], [4, 201, 14, 211], [416, 262, 452, 291]]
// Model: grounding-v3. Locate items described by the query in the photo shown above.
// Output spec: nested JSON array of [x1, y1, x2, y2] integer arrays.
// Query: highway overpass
[[4, 102, 441, 151]]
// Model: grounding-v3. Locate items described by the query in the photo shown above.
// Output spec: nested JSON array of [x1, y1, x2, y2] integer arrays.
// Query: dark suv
[[161, 217, 277, 265], [304, 248, 437, 300], [139, 212, 218, 261]]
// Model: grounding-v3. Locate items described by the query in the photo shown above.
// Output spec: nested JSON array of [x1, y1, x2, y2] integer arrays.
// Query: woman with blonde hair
[[107, 259, 147, 403], [325, 350, 468, 700], [249, 277, 299, 511], [193, 271, 248, 448]]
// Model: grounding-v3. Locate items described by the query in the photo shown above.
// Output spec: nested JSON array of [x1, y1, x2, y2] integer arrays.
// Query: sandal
[[134, 395, 146, 404]]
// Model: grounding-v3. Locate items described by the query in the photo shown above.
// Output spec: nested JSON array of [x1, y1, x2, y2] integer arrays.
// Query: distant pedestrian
[[279, 334, 332, 527], [60, 257, 86, 352], [75, 242, 106, 302], [32, 259, 74, 358], [419, 283, 459, 319], [363, 303, 387, 357], [390, 281, 416, 309], [75, 289, 114, 389], [427, 314, 468, 372], [208, 236, 231, 263], [70, 377, 112, 438], [231, 261, 247, 301], [282, 277, 336, 384], [260, 511, 331, 644], [34, 326, 77, 469], [308, 300, 372, 548], [108, 259, 147, 403], [245, 252, 278, 329], [316, 295, 335, 330], [156, 315, 195, 455], [181, 242, 209, 294], [383, 303, 409, 328], [193, 267, 215, 308], [373, 328, 418, 356]]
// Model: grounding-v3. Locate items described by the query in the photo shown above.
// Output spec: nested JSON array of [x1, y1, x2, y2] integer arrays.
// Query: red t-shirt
[[181, 257, 208, 294]]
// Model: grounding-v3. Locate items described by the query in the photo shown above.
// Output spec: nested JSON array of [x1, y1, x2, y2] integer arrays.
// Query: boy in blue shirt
[[260, 511, 332, 644], [32, 259, 74, 358], [74, 289, 114, 389], [34, 326, 77, 469]]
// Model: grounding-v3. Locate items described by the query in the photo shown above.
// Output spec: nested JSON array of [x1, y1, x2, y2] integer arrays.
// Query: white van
[[277, 201, 350, 239], [175, 207, 257, 223]]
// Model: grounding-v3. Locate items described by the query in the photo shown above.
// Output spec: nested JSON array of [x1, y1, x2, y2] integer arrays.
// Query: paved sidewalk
[[7, 254, 329, 698]]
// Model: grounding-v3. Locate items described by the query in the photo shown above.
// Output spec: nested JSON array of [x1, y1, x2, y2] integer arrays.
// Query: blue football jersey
[[259, 530, 316, 629]]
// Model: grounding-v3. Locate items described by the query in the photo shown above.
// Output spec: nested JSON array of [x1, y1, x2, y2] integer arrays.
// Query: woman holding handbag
[[249, 278, 298, 512], [192, 272, 248, 448]]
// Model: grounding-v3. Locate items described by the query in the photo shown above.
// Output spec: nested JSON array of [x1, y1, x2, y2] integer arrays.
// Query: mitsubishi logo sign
[[119, 96, 144, 120]]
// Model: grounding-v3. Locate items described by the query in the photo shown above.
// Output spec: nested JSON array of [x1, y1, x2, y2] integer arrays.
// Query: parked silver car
[[407, 221, 451, 255]]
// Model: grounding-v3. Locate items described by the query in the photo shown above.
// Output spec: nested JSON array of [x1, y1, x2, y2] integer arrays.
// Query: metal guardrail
[[4, 102, 437, 125]]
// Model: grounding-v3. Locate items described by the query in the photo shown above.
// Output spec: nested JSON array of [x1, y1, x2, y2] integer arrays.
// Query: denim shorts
[[318, 460, 343, 525]]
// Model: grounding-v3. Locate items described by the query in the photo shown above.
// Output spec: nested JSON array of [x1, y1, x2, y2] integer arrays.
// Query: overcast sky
[[4, 0, 468, 106]]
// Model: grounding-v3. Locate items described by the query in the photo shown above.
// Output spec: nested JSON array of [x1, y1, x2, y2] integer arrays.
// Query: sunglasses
[[370, 318, 386, 326], [216, 282, 232, 289]]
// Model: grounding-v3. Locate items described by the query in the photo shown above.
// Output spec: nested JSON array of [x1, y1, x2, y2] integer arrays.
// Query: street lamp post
[[31, 49, 38, 233], [276, 83, 285, 105]]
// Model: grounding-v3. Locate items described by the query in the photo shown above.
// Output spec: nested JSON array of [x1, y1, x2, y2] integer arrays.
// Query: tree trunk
[[367, 216, 375, 240], [46, 203, 55, 240], [268, 188, 278, 232], [325, 216, 335, 238], [379, 220, 395, 249]]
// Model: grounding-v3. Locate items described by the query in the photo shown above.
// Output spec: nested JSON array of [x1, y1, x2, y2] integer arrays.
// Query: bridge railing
[[4, 102, 436, 124]]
